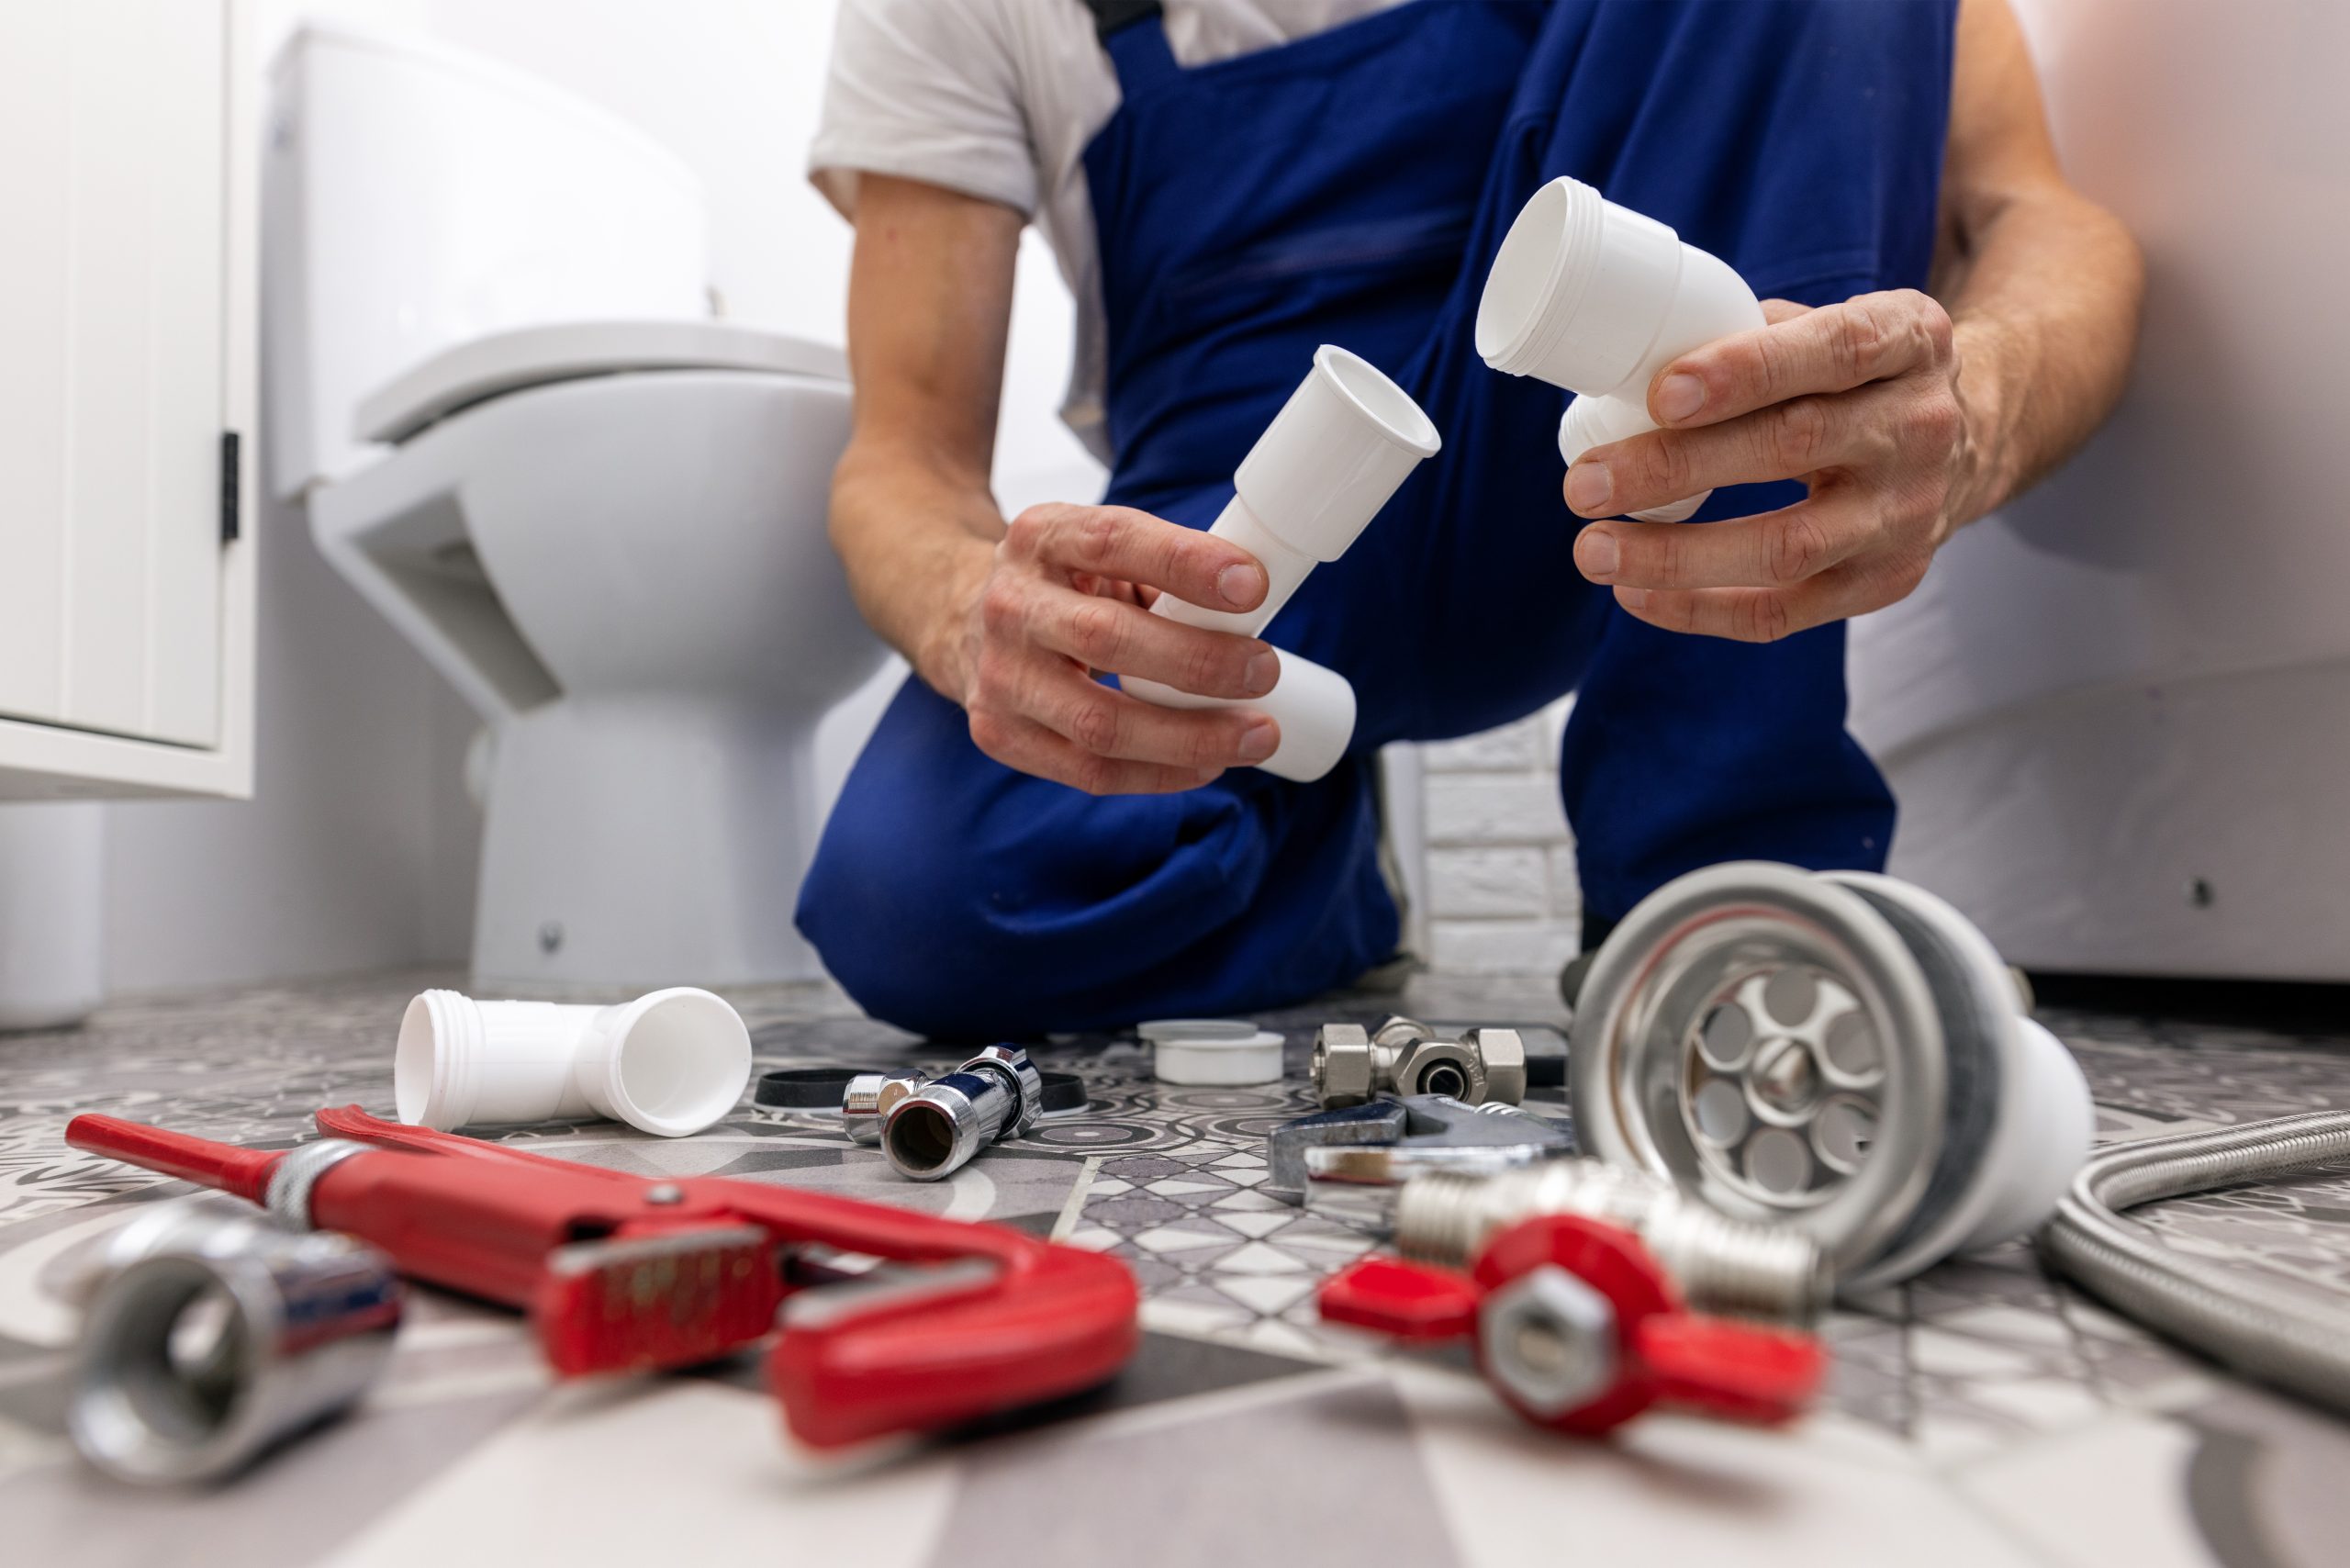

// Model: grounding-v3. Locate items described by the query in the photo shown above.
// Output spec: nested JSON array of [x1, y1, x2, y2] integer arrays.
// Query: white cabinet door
[[0, 0, 254, 798]]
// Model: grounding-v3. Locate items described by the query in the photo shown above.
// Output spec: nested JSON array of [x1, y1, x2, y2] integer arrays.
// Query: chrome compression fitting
[[70, 1195, 401, 1484], [1313, 1017, 1528, 1109], [1388, 1162, 1831, 1326], [2041, 1111, 2350, 1417], [841, 1070, 924, 1146], [880, 1046, 1045, 1182]]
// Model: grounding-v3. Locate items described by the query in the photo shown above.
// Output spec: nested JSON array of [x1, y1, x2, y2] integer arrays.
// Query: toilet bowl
[[266, 26, 886, 986]]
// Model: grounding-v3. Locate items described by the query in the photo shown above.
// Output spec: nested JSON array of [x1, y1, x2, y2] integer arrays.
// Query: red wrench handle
[[315, 1105, 640, 1182], [67, 1114, 284, 1204]]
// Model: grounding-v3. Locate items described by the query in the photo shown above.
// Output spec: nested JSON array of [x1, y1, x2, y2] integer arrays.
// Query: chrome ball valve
[[1569, 863, 2094, 1294]]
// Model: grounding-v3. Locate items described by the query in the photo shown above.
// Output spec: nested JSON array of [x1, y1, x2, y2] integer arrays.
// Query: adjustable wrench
[[1264, 1094, 1573, 1204], [65, 1105, 1138, 1450]]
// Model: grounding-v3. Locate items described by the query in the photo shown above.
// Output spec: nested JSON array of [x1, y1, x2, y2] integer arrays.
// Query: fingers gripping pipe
[[1478, 177, 1766, 522], [1123, 345, 1440, 782]]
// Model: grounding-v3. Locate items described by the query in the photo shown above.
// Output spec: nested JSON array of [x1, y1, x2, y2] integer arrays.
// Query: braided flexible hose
[[2038, 1110, 2350, 1414]]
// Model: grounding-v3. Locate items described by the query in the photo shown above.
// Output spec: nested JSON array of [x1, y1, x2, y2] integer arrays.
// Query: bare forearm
[[831, 436, 1001, 701], [1939, 189, 2143, 524], [1932, 0, 2145, 527], [830, 173, 1023, 703]]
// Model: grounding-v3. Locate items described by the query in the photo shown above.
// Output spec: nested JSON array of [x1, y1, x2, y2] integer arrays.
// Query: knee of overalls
[[796, 678, 1397, 1036]]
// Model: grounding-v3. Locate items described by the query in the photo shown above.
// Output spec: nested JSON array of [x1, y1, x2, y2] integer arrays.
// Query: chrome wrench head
[[1267, 1094, 1573, 1207]]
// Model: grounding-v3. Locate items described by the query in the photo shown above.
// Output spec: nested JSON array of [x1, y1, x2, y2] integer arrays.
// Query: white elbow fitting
[[1127, 647, 1357, 783], [1478, 177, 1764, 523], [394, 987, 753, 1137], [1125, 344, 1438, 781]]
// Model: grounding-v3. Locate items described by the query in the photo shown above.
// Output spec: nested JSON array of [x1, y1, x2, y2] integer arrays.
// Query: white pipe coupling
[[393, 987, 753, 1138], [1478, 177, 1765, 523], [1125, 344, 1439, 782]]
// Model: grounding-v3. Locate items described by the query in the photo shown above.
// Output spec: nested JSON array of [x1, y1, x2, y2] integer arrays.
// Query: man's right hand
[[830, 176, 1281, 795], [941, 502, 1283, 795]]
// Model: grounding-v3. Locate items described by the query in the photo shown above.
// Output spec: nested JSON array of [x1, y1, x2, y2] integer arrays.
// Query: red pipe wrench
[[65, 1106, 1138, 1448]]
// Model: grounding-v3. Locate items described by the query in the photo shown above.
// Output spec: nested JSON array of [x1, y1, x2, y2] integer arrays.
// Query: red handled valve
[[1319, 1213, 1825, 1436]]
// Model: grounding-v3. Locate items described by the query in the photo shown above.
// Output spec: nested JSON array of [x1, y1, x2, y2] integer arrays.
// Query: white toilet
[[264, 25, 886, 989]]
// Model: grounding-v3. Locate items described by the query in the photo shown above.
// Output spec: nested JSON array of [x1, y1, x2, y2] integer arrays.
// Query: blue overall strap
[[1083, 0, 1182, 92]]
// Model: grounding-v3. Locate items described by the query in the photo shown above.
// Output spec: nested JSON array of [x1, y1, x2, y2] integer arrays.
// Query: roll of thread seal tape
[[1142, 1019, 1286, 1087]]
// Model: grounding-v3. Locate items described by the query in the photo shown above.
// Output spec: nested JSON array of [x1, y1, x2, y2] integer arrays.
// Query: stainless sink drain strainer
[[1571, 863, 2093, 1294]]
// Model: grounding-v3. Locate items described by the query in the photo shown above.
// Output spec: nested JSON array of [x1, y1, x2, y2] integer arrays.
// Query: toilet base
[[473, 699, 825, 990]]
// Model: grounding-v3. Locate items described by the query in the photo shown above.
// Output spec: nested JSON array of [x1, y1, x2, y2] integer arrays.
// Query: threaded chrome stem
[[1393, 1162, 1829, 1324]]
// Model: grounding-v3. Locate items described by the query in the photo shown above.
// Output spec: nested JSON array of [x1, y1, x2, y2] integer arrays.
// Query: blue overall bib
[[800, 0, 1957, 1037]]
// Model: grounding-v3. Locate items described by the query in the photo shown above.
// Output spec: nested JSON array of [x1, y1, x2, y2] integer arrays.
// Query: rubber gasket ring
[[1825, 879, 2005, 1288], [754, 1068, 860, 1107], [755, 1066, 1088, 1114]]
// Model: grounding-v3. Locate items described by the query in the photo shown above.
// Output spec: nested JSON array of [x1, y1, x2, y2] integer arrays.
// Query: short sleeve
[[808, 0, 1040, 220]]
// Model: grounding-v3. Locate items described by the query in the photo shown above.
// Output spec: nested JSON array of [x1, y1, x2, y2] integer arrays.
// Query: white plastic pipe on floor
[[394, 987, 752, 1137], [1478, 177, 1764, 523], [1125, 344, 1440, 782]]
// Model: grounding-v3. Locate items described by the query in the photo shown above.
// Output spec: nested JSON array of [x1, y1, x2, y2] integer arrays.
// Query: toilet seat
[[356, 319, 849, 445]]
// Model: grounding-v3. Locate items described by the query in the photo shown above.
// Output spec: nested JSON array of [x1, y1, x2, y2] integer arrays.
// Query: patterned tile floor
[[1, 968, 2346, 1566]]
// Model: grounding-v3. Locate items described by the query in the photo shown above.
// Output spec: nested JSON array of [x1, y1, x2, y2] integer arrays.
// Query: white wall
[[1419, 698, 1580, 976], [98, 0, 1107, 994]]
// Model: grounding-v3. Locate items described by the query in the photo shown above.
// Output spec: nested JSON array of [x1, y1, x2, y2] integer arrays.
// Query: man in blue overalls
[[798, 0, 2142, 1037]]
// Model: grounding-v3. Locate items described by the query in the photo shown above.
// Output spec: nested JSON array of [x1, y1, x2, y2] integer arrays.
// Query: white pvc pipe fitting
[[393, 987, 752, 1137], [1477, 177, 1764, 522], [1125, 344, 1439, 782]]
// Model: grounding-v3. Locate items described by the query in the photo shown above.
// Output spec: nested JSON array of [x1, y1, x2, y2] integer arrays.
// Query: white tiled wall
[[1417, 696, 1582, 975]]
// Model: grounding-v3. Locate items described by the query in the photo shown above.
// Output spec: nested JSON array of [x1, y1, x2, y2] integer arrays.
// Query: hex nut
[[1315, 1024, 1378, 1109], [842, 1070, 924, 1145], [963, 1046, 1046, 1137], [1480, 1264, 1617, 1417], [1393, 1036, 1486, 1104], [1464, 1027, 1528, 1106]]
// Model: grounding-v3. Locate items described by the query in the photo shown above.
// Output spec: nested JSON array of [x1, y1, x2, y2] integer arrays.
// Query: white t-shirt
[[808, 0, 1410, 460]]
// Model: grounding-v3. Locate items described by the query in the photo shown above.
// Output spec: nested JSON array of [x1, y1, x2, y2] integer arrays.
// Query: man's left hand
[[1564, 290, 1979, 643]]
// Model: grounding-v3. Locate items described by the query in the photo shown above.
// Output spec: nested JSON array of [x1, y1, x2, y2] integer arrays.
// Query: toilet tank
[[263, 24, 708, 498]]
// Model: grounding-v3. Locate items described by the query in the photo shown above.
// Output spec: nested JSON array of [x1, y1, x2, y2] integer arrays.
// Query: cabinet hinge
[[220, 431, 241, 543]]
